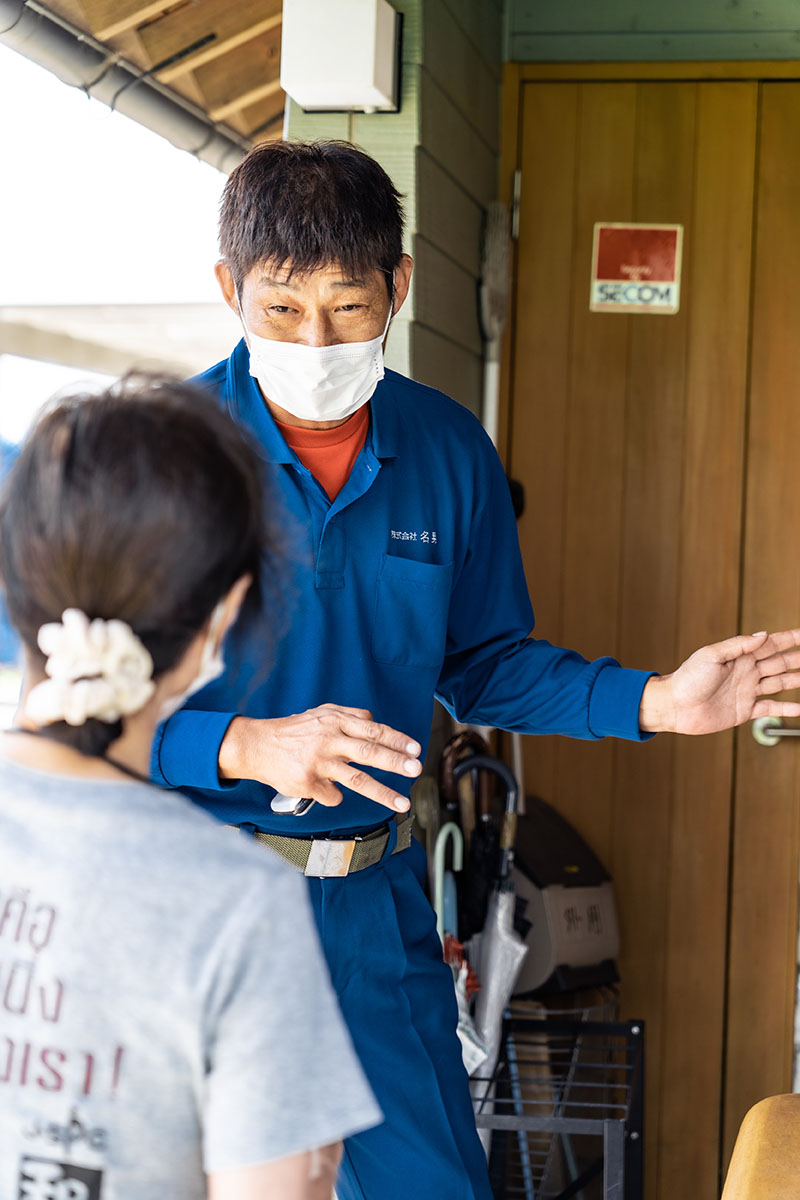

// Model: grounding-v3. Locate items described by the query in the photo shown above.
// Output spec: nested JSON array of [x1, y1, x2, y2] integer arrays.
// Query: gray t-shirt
[[0, 756, 381, 1199]]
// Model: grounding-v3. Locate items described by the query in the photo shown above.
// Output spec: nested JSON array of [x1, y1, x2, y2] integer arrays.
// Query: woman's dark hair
[[0, 374, 277, 757], [219, 139, 405, 292]]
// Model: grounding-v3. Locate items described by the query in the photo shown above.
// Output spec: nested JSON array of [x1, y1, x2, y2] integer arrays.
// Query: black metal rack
[[472, 1012, 644, 1200]]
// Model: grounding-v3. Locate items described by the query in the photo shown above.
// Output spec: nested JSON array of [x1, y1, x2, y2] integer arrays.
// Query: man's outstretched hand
[[639, 629, 800, 735]]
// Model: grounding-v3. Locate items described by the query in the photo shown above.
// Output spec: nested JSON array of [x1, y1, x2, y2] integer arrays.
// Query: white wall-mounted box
[[281, 0, 401, 113]]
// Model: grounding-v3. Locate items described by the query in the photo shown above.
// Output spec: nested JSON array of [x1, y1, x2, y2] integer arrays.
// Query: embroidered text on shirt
[[390, 530, 437, 543]]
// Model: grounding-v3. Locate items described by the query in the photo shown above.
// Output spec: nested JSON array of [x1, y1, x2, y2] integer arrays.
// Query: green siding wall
[[505, 0, 800, 62], [287, 0, 504, 417]]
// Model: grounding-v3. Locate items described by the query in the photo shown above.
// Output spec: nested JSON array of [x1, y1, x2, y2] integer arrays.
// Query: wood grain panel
[[611, 80, 696, 1200], [192, 29, 282, 123], [517, 63, 800, 82], [77, 0, 168, 41], [658, 82, 756, 1200], [138, 0, 282, 82], [512, 82, 579, 803], [553, 82, 636, 860], [508, 33, 800, 65], [506, 71, 763, 1200], [724, 81, 800, 1160], [236, 96, 286, 144], [496, 63, 521, 471]]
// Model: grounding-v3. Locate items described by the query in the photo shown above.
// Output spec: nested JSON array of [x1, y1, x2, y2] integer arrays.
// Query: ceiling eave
[[0, 0, 256, 173]]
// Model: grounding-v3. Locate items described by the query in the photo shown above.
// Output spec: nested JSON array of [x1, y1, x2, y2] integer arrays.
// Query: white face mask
[[159, 601, 226, 722], [239, 284, 394, 423]]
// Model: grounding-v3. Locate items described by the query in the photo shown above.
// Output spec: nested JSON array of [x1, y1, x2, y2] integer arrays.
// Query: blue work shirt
[[151, 340, 653, 833]]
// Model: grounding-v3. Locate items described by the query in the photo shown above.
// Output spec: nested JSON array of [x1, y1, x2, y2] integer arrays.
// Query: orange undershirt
[[275, 404, 370, 502]]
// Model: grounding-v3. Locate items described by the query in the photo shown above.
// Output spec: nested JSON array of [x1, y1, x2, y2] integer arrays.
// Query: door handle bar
[[752, 717, 800, 746]]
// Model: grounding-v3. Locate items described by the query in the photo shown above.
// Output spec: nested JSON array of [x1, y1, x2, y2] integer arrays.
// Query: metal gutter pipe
[[0, 0, 250, 174]]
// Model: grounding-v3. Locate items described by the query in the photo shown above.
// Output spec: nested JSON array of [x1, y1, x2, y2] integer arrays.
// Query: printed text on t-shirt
[[0, 882, 125, 1099]]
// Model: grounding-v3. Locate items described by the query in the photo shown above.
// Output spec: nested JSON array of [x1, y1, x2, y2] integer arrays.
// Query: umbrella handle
[[454, 755, 519, 884], [433, 821, 464, 943], [452, 754, 519, 815], [498, 810, 518, 881], [439, 730, 492, 813]]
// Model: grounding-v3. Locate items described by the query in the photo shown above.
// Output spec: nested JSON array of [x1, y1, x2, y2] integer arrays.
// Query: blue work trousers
[[306, 834, 493, 1200]]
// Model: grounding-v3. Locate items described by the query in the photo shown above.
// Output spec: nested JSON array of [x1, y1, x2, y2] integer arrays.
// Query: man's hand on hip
[[217, 705, 422, 812]]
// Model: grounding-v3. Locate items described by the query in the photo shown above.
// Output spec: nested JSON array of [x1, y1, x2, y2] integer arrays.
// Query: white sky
[[0, 42, 229, 441], [0, 355, 110, 443]]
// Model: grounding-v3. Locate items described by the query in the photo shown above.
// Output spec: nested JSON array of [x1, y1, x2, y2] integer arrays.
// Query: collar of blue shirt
[[226, 338, 402, 464]]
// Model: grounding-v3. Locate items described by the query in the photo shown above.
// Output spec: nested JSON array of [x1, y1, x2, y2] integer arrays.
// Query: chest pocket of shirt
[[372, 554, 454, 669]]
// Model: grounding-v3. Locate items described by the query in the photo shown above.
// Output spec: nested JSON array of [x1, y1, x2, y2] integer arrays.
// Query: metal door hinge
[[511, 169, 522, 240]]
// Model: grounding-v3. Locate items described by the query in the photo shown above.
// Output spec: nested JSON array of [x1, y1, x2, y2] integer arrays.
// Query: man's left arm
[[435, 444, 654, 741], [436, 439, 800, 740]]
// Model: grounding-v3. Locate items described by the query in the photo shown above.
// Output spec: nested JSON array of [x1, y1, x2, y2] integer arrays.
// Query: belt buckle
[[304, 837, 356, 878]]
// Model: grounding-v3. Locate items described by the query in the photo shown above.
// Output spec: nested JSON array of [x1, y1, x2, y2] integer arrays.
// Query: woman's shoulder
[[0, 753, 300, 904]]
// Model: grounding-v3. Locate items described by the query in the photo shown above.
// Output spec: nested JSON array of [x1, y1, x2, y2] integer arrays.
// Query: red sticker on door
[[590, 223, 683, 314]]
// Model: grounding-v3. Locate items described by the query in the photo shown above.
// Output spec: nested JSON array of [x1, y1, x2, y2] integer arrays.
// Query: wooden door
[[723, 82, 800, 1159], [506, 76, 759, 1198]]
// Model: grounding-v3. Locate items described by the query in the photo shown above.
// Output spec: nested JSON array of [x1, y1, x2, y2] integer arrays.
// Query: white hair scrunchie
[[25, 608, 156, 728]]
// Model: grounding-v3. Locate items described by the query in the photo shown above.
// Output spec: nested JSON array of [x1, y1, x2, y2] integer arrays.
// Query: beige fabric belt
[[229, 813, 414, 877]]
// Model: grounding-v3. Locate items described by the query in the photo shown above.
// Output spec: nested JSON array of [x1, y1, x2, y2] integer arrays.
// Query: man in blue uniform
[[152, 141, 800, 1200]]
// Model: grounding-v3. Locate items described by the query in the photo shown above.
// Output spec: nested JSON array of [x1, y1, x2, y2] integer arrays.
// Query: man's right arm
[[153, 704, 421, 813]]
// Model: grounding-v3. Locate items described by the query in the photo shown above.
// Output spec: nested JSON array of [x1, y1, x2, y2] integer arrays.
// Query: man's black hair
[[219, 140, 405, 291]]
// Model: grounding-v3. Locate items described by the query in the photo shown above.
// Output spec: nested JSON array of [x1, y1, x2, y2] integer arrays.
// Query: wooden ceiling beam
[[210, 78, 283, 124], [134, 0, 282, 81], [158, 13, 281, 82], [219, 94, 284, 141], [240, 96, 286, 143], [81, 0, 174, 42], [192, 27, 282, 123]]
